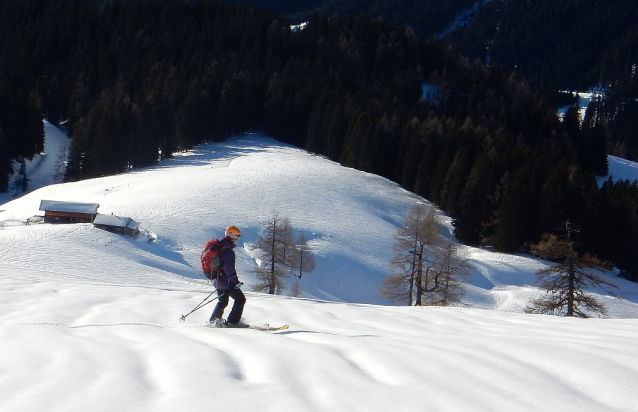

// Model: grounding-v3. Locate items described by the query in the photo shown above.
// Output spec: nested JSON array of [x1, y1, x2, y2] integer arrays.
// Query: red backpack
[[200, 239, 226, 280]]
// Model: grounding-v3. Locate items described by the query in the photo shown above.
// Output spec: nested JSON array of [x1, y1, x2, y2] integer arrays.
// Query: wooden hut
[[93, 214, 140, 238], [39, 200, 99, 223]]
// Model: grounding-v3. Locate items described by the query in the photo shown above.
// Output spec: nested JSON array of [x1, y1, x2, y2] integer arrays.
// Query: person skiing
[[209, 226, 248, 328]]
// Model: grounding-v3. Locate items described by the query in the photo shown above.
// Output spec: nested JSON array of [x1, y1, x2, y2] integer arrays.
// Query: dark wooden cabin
[[93, 214, 140, 238], [39, 200, 99, 223]]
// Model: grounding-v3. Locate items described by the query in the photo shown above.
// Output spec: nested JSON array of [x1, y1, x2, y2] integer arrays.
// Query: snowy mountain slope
[[0, 121, 70, 206], [599, 155, 638, 186], [2, 122, 638, 311], [1, 132, 432, 305], [3, 126, 637, 312], [0, 123, 638, 317], [1, 123, 638, 411]]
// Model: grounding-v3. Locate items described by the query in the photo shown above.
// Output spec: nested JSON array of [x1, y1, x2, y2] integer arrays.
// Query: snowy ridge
[[1, 123, 637, 411]]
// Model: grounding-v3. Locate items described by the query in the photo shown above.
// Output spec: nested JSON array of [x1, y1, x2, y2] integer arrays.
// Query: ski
[[248, 324, 289, 332], [205, 321, 288, 331]]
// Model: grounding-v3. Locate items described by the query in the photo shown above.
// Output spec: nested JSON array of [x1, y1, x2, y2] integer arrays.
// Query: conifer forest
[[1, 0, 638, 281]]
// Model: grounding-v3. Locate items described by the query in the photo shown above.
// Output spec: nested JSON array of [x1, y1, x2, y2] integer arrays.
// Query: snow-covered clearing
[[557, 87, 606, 123], [1, 122, 637, 411], [0, 121, 70, 205]]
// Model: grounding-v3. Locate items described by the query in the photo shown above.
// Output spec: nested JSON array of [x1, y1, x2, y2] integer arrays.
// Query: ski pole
[[179, 283, 243, 322], [179, 290, 217, 322]]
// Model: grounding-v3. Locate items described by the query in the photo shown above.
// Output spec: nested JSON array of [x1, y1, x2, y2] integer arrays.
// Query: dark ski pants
[[210, 288, 246, 324]]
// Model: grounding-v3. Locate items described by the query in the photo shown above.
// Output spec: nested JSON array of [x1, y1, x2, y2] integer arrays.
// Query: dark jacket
[[215, 236, 238, 291]]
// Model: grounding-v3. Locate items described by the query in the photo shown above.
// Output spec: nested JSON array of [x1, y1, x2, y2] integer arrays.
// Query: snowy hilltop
[[1, 122, 637, 411]]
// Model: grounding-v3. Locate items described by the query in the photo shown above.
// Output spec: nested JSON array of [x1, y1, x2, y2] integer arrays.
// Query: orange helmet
[[225, 226, 241, 242]]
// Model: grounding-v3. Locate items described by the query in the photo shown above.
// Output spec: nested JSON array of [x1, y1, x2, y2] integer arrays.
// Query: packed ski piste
[[1, 122, 638, 412]]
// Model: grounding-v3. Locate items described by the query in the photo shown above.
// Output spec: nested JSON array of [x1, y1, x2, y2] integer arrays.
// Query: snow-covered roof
[[126, 219, 140, 230], [39, 200, 99, 214], [94, 214, 139, 230]]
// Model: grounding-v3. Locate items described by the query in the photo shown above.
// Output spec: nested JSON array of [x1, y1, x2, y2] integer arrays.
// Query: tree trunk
[[567, 258, 575, 316], [408, 242, 417, 306], [269, 217, 277, 294], [415, 245, 425, 306]]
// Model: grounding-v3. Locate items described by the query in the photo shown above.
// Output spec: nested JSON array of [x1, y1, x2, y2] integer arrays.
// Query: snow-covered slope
[[2, 123, 636, 311], [598, 154, 638, 186], [1, 124, 637, 411], [2, 277, 636, 412], [1, 132, 435, 305], [0, 120, 70, 205]]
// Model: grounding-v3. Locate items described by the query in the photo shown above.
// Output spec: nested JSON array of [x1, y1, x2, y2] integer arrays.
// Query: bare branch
[[527, 232, 618, 318], [252, 213, 299, 294], [382, 204, 470, 306]]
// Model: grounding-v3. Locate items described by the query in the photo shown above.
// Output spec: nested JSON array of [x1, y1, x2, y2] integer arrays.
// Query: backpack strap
[[217, 245, 230, 270]]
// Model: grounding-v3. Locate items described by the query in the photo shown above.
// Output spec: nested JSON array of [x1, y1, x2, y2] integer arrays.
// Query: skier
[[209, 226, 248, 328]]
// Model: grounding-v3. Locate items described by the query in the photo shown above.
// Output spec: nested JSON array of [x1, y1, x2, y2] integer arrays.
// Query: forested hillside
[[0, 80, 44, 193], [219, 0, 477, 38], [443, 0, 638, 160], [1, 0, 638, 281], [222, 0, 638, 162]]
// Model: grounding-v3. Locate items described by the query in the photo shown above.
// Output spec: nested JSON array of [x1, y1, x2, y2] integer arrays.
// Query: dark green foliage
[[443, 0, 638, 162], [0, 131, 11, 193], [0, 78, 44, 192], [579, 179, 638, 282], [0, 0, 439, 183], [492, 162, 535, 252], [444, 0, 638, 90], [603, 74, 638, 160], [220, 0, 477, 38], [453, 152, 497, 245]]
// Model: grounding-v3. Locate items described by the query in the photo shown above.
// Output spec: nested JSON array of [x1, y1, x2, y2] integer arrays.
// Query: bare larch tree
[[252, 213, 298, 294], [294, 231, 317, 279], [422, 239, 472, 306], [381, 203, 471, 306], [526, 224, 618, 318]]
